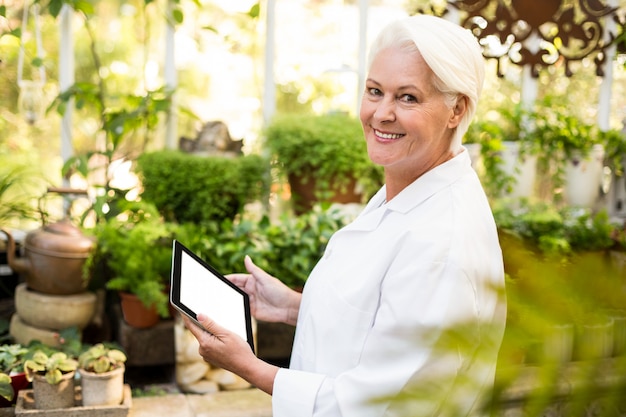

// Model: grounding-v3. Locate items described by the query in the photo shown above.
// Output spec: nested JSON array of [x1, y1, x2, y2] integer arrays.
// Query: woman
[[182, 14, 506, 417]]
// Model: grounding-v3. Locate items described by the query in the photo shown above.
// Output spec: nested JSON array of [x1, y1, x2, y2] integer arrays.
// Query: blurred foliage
[[493, 200, 624, 257], [176, 205, 352, 289], [0, 166, 45, 228], [136, 150, 270, 225]]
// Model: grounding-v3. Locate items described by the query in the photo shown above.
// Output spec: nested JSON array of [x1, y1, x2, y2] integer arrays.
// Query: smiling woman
[[360, 47, 463, 197], [183, 14, 506, 417]]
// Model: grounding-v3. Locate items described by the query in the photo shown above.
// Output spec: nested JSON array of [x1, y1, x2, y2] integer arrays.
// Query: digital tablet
[[170, 240, 254, 352]]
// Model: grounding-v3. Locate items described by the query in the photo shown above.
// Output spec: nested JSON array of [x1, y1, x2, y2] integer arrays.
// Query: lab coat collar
[[344, 149, 472, 232]]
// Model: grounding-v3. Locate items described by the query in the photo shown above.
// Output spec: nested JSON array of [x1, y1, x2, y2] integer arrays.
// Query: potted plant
[[23, 349, 78, 409], [265, 112, 383, 213], [530, 97, 604, 207], [86, 200, 175, 328], [78, 343, 127, 406], [0, 344, 29, 406]]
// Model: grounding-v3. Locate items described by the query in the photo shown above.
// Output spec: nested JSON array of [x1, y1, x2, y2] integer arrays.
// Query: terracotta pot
[[32, 371, 75, 409], [288, 174, 362, 214], [78, 366, 125, 406], [119, 292, 160, 328]]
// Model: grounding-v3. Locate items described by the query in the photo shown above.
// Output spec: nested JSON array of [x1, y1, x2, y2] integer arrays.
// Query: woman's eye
[[367, 87, 382, 96], [400, 94, 417, 103]]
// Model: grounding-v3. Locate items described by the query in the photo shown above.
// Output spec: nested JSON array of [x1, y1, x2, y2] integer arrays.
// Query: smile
[[374, 129, 404, 140]]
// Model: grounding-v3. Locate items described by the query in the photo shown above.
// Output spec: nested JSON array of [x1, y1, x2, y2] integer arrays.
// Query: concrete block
[[117, 317, 175, 367]]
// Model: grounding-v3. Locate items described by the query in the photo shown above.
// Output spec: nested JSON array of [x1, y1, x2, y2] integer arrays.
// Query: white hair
[[367, 15, 485, 148]]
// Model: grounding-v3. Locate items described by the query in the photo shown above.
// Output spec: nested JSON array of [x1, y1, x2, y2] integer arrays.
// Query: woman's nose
[[373, 98, 396, 122]]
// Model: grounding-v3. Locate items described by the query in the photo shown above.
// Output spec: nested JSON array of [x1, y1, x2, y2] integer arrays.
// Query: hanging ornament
[[17, 2, 46, 124]]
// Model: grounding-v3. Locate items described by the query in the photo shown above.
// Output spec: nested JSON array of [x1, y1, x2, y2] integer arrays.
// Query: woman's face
[[360, 46, 462, 180]]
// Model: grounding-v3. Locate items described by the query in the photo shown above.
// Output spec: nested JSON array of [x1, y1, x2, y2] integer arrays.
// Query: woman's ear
[[448, 95, 468, 128]]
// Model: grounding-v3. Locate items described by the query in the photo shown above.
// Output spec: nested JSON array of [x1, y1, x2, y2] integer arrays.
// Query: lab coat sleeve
[[273, 255, 485, 417]]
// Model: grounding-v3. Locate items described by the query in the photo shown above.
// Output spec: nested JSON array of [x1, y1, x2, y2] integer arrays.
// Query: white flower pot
[[564, 144, 605, 208], [574, 317, 614, 360], [541, 323, 574, 363], [79, 366, 125, 406]]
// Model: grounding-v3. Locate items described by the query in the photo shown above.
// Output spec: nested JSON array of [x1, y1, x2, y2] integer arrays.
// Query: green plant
[[0, 166, 42, 227], [136, 150, 269, 225], [181, 205, 351, 289], [493, 200, 622, 257], [0, 344, 28, 374], [23, 350, 78, 385], [530, 97, 601, 198], [464, 120, 514, 198], [45, 0, 182, 226], [78, 343, 126, 374], [86, 200, 176, 317], [601, 127, 626, 177], [265, 113, 384, 208], [0, 372, 13, 402]]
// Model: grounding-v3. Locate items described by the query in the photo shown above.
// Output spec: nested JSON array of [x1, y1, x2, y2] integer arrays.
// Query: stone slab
[[15, 385, 131, 417], [115, 306, 175, 366], [0, 407, 15, 417], [186, 388, 272, 417], [128, 394, 193, 417]]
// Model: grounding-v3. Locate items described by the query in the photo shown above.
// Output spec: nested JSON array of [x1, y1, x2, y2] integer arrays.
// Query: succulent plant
[[24, 350, 78, 385], [78, 344, 127, 374]]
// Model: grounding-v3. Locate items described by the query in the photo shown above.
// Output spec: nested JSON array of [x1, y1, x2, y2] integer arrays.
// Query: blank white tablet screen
[[180, 250, 248, 341]]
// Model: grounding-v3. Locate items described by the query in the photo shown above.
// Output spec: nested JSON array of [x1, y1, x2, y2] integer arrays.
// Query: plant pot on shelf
[[288, 173, 363, 214], [500, 141, 537, 199], [31, 371, 75, 410], [78, 366, 125, 406], [574, 317, 615, 361], [540, 323, 574, 364], [564, 144, 605, 208], [119, 291, 160, 329]]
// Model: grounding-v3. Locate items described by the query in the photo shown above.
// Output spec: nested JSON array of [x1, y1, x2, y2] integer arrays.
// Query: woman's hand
[[227, 255, 302, 326], [181, 313, 278, 395]]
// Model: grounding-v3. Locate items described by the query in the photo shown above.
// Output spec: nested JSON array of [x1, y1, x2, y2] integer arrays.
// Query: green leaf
[[45, 369, 62, 385], [47, 0, 64, 17], [248, 3, 260, 19], [172, 8, 183, 24], [31, 57, 44, 67], [0, 6, 6, 18]]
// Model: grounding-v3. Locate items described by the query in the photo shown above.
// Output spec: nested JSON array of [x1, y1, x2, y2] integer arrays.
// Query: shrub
[[265, 113, 383, 205], [136, 151, 270, 224]]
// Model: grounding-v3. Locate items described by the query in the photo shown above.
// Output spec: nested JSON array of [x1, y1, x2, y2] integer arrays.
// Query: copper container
[[1, 219, 94, 295]]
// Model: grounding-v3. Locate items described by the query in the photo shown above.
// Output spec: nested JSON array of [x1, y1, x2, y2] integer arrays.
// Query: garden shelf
[[14, 384, 131, 417]]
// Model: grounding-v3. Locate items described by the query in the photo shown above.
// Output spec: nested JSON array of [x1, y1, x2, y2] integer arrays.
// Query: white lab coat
[[272, 149, 506, 417]]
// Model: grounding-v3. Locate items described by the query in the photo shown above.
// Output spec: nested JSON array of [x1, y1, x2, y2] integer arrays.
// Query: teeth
[[375, 130, 403, 139]]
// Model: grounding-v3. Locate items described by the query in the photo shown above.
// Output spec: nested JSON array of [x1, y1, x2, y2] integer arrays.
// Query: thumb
[[244, 255, 262, 274], [196, 313, 225, 336]]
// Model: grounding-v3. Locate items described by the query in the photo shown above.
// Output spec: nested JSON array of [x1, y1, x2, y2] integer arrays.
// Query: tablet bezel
[[170, 240, 254, 353]]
